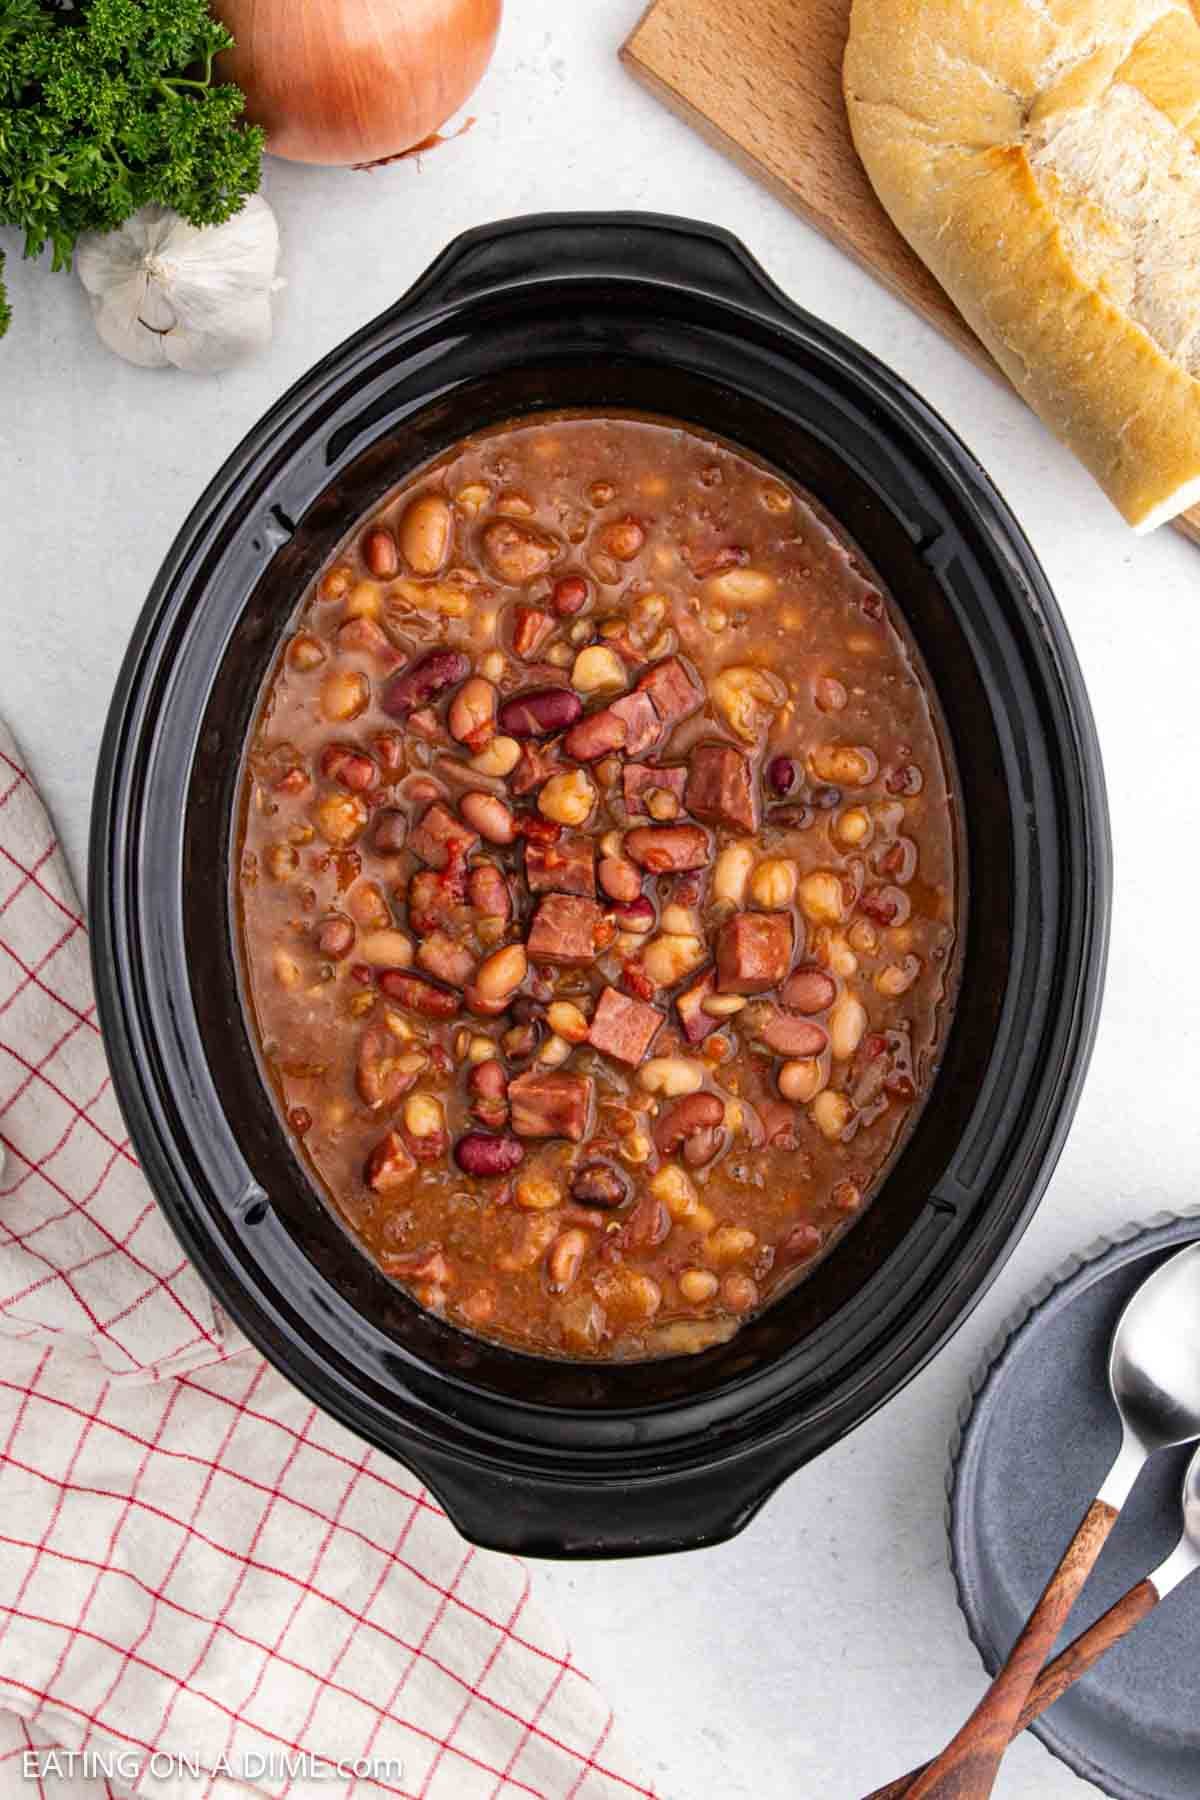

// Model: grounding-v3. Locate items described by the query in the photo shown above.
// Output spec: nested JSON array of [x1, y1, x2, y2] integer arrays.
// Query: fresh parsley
[[0, 0, 264, 336]]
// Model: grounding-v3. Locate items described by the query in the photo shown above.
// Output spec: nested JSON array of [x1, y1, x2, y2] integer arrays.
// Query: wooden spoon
[[864, 1243, 1200, 1800], [868, 1438, 1200, 1798]]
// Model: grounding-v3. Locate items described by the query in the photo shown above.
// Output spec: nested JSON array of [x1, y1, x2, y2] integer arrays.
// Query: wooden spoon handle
[[863, 1576, 1160, 1800], [898, 1496, 1118, 1800]]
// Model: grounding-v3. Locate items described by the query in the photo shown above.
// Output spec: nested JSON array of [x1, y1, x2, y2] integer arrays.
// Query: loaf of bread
[[844, 0, 1200, 532]]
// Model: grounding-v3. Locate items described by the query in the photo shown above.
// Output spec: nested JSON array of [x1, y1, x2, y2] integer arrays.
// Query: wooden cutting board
[[621, 0, 1200, 549]]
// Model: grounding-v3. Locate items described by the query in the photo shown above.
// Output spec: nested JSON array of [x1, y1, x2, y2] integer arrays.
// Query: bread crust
[[844, 0, 1200, 531]]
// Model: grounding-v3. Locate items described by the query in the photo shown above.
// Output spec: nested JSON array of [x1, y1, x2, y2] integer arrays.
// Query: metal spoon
[[870, 1439, 1200, 1799], [866, 1241, 1200, 1800]]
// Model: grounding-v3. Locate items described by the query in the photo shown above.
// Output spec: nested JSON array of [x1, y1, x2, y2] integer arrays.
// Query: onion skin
[[214, 0, 503, 166]]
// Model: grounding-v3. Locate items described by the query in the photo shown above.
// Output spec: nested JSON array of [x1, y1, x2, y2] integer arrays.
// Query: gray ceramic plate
[[949, 1214, 1200, 1799]]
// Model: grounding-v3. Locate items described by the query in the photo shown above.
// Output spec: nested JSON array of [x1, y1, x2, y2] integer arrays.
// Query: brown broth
[[237, 412, 962, 1360]]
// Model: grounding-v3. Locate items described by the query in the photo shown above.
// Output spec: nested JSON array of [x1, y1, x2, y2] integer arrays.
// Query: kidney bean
[[362, 526, 399, 578], [562, 708, 626, 761], [615, 1194, 670, 1251], [653, 1091, 725, 1159], [756, 1009, 829, 1057], [570, 1162, 632, 1209], [459, 790, 516, 845], [455, 1132, 525, 1177], [766, 756, 797, 796], [381, 650, 471, 719], [611, 895, 655, 933], [320, 744, 378, 792], [468, 1058, 509, 1129], [552, 575, 589, 616], [780, 966, 838, 1014], [498, 686, 583, 739], [315, 914, 356, 960], [624, 824, 710, 873], [378, 970, 461, 1019]]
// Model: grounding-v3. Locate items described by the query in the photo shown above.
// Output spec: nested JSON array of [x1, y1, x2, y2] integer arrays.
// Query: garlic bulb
[[75, 196, 281, 373]]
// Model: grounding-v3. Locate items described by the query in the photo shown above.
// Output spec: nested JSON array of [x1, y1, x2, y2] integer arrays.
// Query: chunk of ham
[[408, 801, 478, 870], [716, 912, 795, 994], [508, 1070, 594, 1142], [675, 967, 720, 1044], [587, 985, 665, 1066], [525, 833, 596, 897], [622, 763, 688, 816], [685, 743, 758, 833], [526, 894, 604, 965], [636, 655, 704, 731]]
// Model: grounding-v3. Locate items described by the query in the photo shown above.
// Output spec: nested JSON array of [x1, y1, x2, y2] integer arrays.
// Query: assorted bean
[[239, 412, 959, 1360]]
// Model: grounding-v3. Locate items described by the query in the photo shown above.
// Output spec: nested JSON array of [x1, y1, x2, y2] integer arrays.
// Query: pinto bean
[[546, 1228, 588, 1293], [469, 943, 527, 1013], [468, 1058, 509, 1129], [378, 970, 461, 1019], [398, 495, 452, 574], [755, 1009, 829, 1058], [624, 824, 710, 873], [381, 650, 471, 719], [448, 677, 497, 749], [459, 790, 516, 844], [362, 526, 399, 578], [315, 914, 355, 960], [780, 967, 838, 1014], [498, 686, 583, 739], [468, 862, 511, 922], [653, 1091, 726, 1159], [598, 856, 641, 903], [454, 1132, 525, 1177]]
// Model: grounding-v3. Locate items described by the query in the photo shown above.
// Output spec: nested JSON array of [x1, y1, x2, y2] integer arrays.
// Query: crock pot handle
[[407, 1439, 801, 1560], [395, 210, 810, 334]]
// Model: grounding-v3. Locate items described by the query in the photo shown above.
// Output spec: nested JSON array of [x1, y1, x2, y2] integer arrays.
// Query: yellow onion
[[215, 0, 503, 166]]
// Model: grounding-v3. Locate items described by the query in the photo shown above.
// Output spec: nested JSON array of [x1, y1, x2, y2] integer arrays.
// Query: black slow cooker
[[90, 214, 1110, 1557]]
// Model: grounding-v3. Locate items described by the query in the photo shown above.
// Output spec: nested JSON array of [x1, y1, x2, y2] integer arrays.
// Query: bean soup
[[237, 412, 961, 1360]]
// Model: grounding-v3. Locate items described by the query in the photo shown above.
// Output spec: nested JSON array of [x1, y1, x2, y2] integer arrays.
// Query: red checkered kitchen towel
[[0, 724, 654, 1800]]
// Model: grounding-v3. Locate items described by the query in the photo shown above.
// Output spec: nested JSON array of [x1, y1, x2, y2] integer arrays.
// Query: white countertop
[[3, 4, 1199, 1795]]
